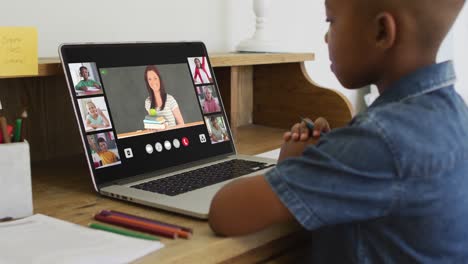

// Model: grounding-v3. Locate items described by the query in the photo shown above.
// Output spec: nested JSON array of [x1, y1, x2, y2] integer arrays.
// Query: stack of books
[[143, 115, 166, 130]]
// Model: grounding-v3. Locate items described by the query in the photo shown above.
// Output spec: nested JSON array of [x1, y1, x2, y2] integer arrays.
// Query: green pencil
[[89, 222, 160, 241], [13, 118, 22, 142]]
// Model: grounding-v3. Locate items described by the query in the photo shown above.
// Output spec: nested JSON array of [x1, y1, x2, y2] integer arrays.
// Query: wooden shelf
[[0, 53, 314, 79], [210, 52, 314, 67], [235, 125, 286, 155]]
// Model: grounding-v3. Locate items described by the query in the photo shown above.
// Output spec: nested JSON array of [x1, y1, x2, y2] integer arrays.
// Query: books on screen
[[143, 115, 166, 130]]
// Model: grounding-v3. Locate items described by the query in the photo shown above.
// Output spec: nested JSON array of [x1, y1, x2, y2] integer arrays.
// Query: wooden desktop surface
[[0, 53, 315, 79], [32, 125, 307, 264]]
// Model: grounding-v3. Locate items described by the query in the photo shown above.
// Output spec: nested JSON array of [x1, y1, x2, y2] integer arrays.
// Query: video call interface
[[67, 54, 233, 184]]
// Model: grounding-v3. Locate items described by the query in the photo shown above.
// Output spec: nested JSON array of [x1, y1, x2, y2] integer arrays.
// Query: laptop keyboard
[[131, 159, 274, 196]]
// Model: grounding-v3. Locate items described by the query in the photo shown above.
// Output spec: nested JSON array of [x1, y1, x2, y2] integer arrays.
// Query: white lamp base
[[236, 38, 289, 53]]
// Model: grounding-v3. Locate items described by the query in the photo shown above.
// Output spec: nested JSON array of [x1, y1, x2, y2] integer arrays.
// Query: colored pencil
[[0, 117, 10, 143], [89, 222, 160, 241], [300, 116, 315, 131], [19, 108, 27, 142], [12, 118, 22, 142], [103, 213, 191, 239], [94, 213, 178, 239], [96, 212, 191, 239], [106, 210, 193, 233]]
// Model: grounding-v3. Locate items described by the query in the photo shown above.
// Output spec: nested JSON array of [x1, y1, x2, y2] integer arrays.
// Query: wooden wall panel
[[213, 67, 231, 121], [253, 63, 353, 129], [230, 66, 253, 128], [0, 76, 83, 162]]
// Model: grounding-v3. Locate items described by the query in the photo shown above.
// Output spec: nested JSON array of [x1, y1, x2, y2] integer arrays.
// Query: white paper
[[255, 148, 280, 160], [0, 141, 33, 219], [86, 86, 100, 91], [0, 214, 164, 264]]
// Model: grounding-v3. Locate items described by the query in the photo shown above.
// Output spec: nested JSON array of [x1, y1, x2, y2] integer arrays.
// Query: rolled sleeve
[[265, 167, 325, 229], [265, 119, 399, 231]]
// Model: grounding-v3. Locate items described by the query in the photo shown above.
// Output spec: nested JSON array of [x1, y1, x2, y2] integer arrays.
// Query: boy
[[209, 0, 468, 262], [75, 66, 102, 91], [88, 137, 119, 165]]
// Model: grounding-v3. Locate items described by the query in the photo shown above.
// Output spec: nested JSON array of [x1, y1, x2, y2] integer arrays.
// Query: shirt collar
[[370, 61, 456, 108]]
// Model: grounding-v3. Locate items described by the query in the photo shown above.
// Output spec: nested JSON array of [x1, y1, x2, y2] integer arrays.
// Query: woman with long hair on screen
[[144, 65, 185, 127]]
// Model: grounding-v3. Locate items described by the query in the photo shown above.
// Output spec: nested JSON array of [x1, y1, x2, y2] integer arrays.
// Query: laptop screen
[[60, 43, 235, 187]]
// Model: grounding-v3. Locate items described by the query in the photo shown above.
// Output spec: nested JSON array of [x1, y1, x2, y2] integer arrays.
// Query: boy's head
[[325, 0, 465, 90], [79, 66, 89, 80], [210, 117, 219, 128], [97, 137, 108, 151]]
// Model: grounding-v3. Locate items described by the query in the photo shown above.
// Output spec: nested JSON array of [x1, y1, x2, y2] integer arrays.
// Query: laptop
[[59, 42, 276, 219]]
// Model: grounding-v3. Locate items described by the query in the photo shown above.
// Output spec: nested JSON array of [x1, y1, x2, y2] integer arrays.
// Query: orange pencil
[[107, 214, 191, 239], [95, 213, 178, 239], [100, 213, 191, 239]]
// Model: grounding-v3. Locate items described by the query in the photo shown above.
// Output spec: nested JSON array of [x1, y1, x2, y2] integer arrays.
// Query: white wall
[[453, 3, 468, 103], [228, 0, 366, 114], [438, 2, 468, 103], [0, 0, 229, 55], [2, 0, 464, 113]]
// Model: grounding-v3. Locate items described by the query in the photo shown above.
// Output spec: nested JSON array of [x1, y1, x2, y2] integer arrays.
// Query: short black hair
[[79, 66, 88, 72], [97, 137, 106, 144]]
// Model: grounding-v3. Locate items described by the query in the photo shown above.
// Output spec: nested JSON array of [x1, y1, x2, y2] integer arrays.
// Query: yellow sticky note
[[0, 27, 38, 77]]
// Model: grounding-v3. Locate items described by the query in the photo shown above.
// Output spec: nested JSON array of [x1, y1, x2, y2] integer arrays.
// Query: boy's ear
[[374, 12, 397, 50]]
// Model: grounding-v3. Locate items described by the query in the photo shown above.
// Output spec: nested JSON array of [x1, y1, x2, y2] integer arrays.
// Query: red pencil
[[101, 213, 192, 239], [106, 210, 193, 233], [94, 213, 178, 239]]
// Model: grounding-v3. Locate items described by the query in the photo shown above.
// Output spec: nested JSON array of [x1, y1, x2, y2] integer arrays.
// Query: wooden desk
[[33, 126, 307, 264], [1, 53, 352, 263]]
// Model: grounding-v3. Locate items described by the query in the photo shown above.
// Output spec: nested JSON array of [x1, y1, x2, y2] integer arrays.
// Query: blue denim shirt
[[265, 61, 468, 263]]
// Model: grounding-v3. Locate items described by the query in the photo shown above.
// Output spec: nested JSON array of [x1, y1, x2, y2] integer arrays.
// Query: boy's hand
[[278, 140, 309, 163], [283, 122, 309, 142], [311, 117, 331, 137], [283, 117, 331, 142]]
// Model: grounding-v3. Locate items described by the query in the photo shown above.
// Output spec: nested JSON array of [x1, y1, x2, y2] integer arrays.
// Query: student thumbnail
[[87, 132, 121, 169], [197, 86, 221, 114], [188, 57, 213, 84], [78, 97, 112, 132], [68, 62, 103, 96], [205, 115, 229, 144]]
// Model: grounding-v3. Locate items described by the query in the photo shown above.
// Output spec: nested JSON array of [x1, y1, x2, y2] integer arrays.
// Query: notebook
[[59, 42, 276, 219], [0, 214, 163, 264]]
